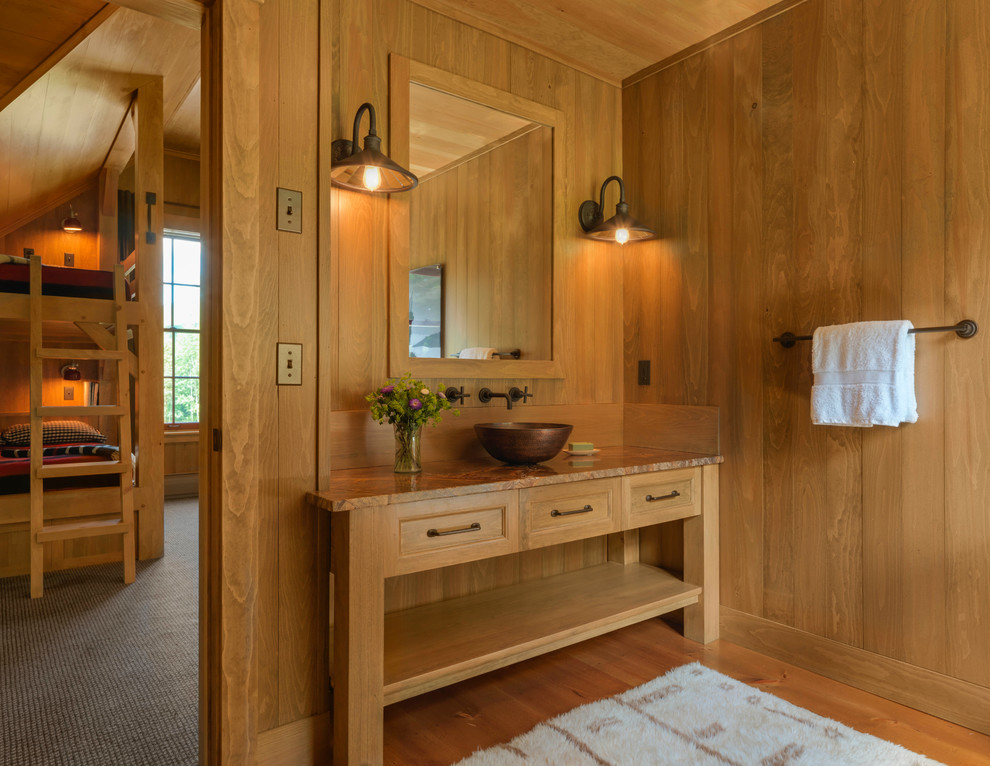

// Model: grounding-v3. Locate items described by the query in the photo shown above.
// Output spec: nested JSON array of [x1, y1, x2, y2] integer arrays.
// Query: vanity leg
[[332, 507, 385, 765], [684, 464, 719, 643]]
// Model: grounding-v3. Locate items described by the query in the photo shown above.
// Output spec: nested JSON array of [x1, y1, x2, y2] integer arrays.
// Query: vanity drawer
[[622, 468, 701, 528], [386, 490, 519, 576], [520, 478, 620, 550]]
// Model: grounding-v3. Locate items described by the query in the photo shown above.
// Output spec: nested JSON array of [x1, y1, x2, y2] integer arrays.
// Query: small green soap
[[569, 441, 594, 451]]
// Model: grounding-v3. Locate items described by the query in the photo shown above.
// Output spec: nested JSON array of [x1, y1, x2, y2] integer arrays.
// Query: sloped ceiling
[[0, 0, 110, 104], [0, 6, 200, 234], [409, 0, 783, 84]]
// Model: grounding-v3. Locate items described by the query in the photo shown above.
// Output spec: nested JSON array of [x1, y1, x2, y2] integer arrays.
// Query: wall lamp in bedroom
[[330, 102, 419, 194], [578, 175, 656, 244], [61, 205, 83, 233], [60, 364, 82, 381]]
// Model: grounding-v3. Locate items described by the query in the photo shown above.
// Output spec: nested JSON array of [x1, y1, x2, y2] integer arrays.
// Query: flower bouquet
[[365, 373, 459, 472]]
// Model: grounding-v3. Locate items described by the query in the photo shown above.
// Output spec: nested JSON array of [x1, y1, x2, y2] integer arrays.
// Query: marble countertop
[[306, 446, 723, 512]]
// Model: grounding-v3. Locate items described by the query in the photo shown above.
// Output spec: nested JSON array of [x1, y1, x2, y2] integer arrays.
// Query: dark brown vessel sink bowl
[[474, 422, 573, 465]]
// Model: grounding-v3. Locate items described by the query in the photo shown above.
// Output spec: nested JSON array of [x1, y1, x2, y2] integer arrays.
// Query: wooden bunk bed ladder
[[28, 257, 135, 598]]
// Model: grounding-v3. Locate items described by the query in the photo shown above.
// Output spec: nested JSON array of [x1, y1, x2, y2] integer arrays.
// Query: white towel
[[459, 347, 497, 360], [811, 320, 917, 427]]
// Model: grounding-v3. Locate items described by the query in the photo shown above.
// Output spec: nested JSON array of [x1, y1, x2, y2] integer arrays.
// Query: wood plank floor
[[382, 618, 990, 765]]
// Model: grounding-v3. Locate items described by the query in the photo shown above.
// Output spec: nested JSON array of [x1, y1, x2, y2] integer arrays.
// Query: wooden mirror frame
[[388, 54, 565, 379]]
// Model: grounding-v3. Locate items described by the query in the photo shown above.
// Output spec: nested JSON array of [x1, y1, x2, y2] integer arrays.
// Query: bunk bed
[[0, 252, 161, 597]]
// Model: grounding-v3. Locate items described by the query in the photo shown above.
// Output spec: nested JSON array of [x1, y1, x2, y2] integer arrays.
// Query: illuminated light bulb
[[615, 228, 629, 245], [363, 166, 381, 191]]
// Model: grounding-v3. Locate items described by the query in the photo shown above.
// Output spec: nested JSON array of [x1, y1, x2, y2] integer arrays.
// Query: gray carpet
[[0, 499, 198, 765]]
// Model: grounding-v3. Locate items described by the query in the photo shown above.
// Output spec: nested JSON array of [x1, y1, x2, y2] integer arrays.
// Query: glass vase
[[393, 424, 423, 473]]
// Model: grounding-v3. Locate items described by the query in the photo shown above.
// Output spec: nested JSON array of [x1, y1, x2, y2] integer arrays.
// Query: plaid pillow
[[1, 420, 108, 446]]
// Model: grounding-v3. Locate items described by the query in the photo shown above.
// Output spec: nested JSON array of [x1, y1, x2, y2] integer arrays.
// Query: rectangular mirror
[[389, 55, 565, 379]]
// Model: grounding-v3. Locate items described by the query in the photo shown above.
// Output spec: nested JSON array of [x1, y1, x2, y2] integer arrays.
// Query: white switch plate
[[277, 187, 302, 233], [277, 343, 303, 385]]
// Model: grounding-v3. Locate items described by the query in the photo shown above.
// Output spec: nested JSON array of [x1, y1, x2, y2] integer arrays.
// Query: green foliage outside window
[[164, 235, 201, 425]]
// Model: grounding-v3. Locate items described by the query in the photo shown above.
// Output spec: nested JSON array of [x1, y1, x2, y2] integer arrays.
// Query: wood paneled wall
[[328, 0, 624, 423], [0, 186, 100, 267], [623, 0, 990, 700], [253, 0, 326, 737]]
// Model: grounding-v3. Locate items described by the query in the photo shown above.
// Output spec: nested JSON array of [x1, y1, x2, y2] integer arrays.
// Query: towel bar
[[773, 320, 978, 349]]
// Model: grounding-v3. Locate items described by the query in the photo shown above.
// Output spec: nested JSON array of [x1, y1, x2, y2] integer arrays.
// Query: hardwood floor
[[382, 617, 990, 765]]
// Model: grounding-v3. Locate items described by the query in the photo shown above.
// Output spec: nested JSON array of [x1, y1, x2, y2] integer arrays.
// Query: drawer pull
[[426, 522, 482, 538], [645, 490, 681, 502], [550, 504, 594, 517]]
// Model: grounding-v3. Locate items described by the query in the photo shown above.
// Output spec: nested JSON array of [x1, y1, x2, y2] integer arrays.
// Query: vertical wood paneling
[[760, 8, 798, 627], [945, 0, 990, 688], [822, 0, 863, 647], [899, 0, 947, 672], [624, 0, 990, 703], [787, 0, 828, 637], [723, 27, 765, 615], [275, 0, 325, 727], [256, 0, 281, 732], [861, 0, 906, 661]]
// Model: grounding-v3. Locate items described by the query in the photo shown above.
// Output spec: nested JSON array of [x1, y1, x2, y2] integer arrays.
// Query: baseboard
[[257, 712, 331, 766], [164, 473, 199, 499], [720, 606, 990, 735]]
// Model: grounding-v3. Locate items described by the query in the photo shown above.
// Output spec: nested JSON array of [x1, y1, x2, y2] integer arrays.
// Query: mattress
[[0, 263, 129, 300], [0, 451, 121, 496]]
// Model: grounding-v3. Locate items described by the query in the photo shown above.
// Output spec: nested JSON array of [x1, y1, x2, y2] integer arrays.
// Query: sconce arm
[[597, 175, 625, 212]]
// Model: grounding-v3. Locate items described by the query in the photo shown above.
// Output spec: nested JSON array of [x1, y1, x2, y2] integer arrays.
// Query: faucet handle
[[444, 386, 471, 404], [509, 386, 533, 404]]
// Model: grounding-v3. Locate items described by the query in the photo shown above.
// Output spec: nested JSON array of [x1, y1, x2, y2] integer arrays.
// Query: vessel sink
[[474, 422, 573, 465]]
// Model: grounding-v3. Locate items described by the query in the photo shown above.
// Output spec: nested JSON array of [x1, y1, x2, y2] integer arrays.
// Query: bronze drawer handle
[[645, 490, 680, 502], [427, 522, 481, 537], [551, 504, 593, 517]]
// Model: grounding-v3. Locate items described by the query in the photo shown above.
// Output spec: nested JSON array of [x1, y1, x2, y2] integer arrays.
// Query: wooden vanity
[[306, 446, 721, 765]]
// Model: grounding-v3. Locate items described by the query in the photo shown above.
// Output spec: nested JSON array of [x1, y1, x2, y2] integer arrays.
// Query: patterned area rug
[[0, 499, 198, 766], [454, 663, 944, 766]]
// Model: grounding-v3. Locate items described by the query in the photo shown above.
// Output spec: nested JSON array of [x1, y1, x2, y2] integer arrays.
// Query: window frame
[[163, 231, 202, 429]]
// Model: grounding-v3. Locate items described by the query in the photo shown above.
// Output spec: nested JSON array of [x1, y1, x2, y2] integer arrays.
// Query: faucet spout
[[477, 388, 512, 410]]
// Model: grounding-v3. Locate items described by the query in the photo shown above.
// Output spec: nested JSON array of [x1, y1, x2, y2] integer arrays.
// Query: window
[[164, 234, 201, 426]]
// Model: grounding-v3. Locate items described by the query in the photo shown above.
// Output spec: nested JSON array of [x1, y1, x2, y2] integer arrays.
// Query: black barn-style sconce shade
[[60, 364, 82, 381], [330, 102, 418, 194], [578, 175, 656, 244], [61, 204, 83, 233]]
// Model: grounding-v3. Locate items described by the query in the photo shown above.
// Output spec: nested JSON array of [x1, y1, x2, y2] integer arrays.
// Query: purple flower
[[380, 385, 395, 394], [408, 398, 423, 410]]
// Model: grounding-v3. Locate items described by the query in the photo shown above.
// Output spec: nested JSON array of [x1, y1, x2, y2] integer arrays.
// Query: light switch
[[277, 188, 302, 233], [64, 386, 74, 401], [277, 343, 303, 386]]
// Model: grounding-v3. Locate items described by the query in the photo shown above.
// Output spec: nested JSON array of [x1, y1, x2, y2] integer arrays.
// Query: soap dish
[[564, 448, 600, 456]]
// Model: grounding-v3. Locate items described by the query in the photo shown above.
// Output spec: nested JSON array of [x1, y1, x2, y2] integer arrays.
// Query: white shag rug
[[453, 663, 944, 766]]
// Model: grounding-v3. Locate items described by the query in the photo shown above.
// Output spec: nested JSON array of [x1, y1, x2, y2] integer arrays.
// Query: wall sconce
[[578, 175, 656, 244], [60, 364, 82, 381], [61, 205, 83, 233], [330, 102, 418, 194]]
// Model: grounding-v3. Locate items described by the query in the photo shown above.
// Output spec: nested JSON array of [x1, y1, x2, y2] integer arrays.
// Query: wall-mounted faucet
[[444, 386, 471, 405], [478, 386, 533, 410], [478, 388, 512, 409]]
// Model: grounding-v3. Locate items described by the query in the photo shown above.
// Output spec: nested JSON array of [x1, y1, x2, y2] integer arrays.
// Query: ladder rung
[[36, 349, 126, 361], [36, 519, 131, 543], [37, 406, 127, 417], [37, 461, 127, 479]]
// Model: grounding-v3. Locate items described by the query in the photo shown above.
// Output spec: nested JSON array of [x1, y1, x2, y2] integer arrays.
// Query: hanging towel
[[458, 347, 497, 360], [811, 320, 918, 427]]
